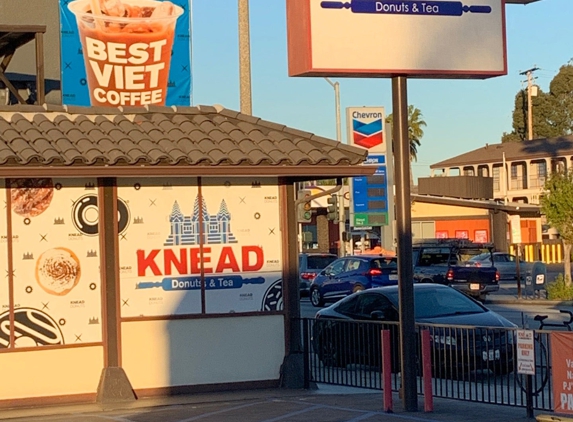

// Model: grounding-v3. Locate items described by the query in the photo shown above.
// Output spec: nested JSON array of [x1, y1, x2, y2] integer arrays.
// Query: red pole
[[381, 329, 393, 413], [421, 329, 433, 412]]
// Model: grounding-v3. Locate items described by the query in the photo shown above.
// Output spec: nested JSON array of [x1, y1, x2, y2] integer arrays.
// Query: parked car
[[467, 252, 547, 288], [309, 255, 398, 307], [313, 284, 516, 375], [299, 253, 338, 297], [412, 238, 500, 301]]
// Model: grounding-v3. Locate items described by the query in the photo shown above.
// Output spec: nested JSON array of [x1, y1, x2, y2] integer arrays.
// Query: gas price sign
[[352, 155, 389, 227]]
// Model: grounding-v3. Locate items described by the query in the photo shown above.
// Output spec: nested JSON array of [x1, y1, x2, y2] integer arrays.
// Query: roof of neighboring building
[[412, 194, 541, 217], [0, 104, 372, 179], [431, 135, 573, 170]]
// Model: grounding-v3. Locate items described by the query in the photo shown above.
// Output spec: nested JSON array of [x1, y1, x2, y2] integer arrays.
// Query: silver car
[[467, 252, 546, 287]]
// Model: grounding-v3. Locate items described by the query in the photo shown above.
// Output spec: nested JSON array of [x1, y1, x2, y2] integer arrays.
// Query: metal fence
[[299, 318, 555, 412]]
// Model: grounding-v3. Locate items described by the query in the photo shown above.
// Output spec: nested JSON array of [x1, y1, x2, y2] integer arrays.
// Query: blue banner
[[60, 0, 192, 107]]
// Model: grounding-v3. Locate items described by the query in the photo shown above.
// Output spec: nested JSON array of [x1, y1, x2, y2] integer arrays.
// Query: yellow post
[[557, 243, 563, 263], [551, 244, 556, 264]]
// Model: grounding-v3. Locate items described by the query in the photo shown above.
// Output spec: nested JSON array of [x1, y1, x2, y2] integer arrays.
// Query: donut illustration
[[0, 308, 64, 348], [261, 279, 283, 312], [10, 178, 54, 218], [35, 247, 81, 296]]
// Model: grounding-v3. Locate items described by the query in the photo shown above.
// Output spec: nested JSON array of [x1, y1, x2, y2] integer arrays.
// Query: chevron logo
[[353, 118, 383, 149]]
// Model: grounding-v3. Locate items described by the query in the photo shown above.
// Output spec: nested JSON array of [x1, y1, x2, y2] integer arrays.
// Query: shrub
[[546, 274, 573, 300]]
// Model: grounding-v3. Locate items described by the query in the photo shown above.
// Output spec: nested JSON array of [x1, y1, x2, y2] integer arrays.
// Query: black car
[[299, 253, 338, 297], [309, 255, 398, 307], [313, 284, 516, 375]]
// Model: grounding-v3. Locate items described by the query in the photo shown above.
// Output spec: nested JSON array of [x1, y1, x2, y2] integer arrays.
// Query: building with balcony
[[430, 135, 573, 205]]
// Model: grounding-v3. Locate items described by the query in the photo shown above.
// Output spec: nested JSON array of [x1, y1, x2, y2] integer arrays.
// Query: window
[[325, 259, 346, 276], [355, 294, 397, 320], [345, 258, 363, 272]]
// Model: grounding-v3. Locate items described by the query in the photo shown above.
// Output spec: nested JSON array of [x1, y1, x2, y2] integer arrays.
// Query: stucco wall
[[0, 346, 103, 399], [121, 315, 285, 389], [412, 202, 489, 218]]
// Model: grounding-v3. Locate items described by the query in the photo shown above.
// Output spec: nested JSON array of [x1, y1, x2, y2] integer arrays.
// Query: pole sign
[[516, 330, 535, 375], [286, 0, 506, 78], [348, 107, 392, 228], [509, 214, 522, 244]]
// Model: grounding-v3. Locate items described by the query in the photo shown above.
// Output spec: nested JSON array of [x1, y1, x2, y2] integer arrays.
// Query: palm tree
[[386, 105, 427, 186]]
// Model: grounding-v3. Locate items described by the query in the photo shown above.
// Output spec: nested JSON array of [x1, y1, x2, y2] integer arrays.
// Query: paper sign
[[516, 329, 535, 375], [551, 332, 573, 414]]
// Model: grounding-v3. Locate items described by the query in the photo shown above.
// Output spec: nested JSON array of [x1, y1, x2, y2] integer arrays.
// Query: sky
[[190, 0, 573, 181]]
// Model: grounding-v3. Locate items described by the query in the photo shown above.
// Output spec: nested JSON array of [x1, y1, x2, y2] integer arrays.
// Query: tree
[[540, 170, 573, 285], [386, 105, 427, 161], [502, 63, 573, 142]]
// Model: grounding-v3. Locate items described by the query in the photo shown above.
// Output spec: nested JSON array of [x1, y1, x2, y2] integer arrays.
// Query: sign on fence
[[516, 330, 535, 375]]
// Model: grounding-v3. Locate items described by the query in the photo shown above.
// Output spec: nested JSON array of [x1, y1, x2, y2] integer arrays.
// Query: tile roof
[[431, 135, 573, 169], [0, 104, 371, 178]]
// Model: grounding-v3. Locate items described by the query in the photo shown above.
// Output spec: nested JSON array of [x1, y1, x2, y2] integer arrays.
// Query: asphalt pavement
[[0, 385, 546, 422]]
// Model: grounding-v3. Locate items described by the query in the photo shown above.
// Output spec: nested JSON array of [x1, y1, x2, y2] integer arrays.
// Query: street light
[[324, 77, 346, 257]]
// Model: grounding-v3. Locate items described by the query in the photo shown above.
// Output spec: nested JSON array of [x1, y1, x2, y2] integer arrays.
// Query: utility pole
[[238, 0, 252, 115], [324, 78, 346, 257], [519, 66, 539, 140]]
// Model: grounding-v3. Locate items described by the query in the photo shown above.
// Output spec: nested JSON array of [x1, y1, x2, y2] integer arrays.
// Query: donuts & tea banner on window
[[59, 0, 192, 107]]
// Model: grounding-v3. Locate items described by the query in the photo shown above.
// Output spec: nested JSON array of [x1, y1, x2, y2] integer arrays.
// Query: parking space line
[[259, 404, 324, 422], [175, 401, 265, 422]]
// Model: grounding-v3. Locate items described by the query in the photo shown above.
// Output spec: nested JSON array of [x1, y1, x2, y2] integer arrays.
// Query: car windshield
[[468, 252, 491, 262], [306, 255, 337, 270], [385, 288, 485, 319]]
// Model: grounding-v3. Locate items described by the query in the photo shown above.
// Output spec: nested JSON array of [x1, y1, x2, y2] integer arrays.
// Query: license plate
[[469, 283, 480, 291], [483, 350, 500, 361], [389, 274, 398, 280]]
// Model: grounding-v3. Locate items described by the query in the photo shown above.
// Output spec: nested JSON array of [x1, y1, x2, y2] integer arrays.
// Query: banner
[[551, 332, 573, 414], [60, 0, 192, 107], [117, 177, 283, 317]]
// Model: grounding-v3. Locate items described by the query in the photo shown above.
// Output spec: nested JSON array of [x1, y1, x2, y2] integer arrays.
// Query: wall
[[0, 347, 103, 400], [122, 316, 285, 390], [0, 0, 61, 104], [411, 202, 489, 218]]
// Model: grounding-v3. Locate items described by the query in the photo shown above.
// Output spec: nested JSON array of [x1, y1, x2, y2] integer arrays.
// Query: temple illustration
[[164, 196, 238, 246]]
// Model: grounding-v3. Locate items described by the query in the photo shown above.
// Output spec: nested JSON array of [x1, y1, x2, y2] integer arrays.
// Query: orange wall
[[435, 219, 490, 242]]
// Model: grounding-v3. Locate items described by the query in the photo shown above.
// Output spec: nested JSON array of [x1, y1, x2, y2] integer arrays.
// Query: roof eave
[[0, 165, 376, 179]]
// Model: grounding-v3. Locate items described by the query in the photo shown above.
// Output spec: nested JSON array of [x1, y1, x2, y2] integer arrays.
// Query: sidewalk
[[0, 385, 542, 422]]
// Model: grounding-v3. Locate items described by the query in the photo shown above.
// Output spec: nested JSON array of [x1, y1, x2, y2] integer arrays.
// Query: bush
[[546, 274, 573, 300]]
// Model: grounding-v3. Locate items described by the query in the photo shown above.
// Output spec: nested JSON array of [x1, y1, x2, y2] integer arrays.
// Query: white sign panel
[[287, 0, 506, 78], [516, 329, 535, 375], [509, 214, 522, 244]]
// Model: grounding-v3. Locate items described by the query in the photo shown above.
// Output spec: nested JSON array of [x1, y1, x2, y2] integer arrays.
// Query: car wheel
[[353, 284, 365, 293], [310, 287, 325, 307]]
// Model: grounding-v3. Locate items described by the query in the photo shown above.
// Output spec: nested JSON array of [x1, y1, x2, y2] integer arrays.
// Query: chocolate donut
[[35, 247, 81, 296], [11, 178, 54, 218]]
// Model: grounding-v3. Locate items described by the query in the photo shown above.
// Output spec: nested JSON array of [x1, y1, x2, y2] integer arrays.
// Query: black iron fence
[[299, 318, 555, 412]]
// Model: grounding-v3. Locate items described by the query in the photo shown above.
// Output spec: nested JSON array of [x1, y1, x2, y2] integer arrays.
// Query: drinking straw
[[89, 0, 103, 30]]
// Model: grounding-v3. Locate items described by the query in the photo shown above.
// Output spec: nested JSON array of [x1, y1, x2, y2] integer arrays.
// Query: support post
[[96, 178, 136, 403], [392, 76, 418, 412]]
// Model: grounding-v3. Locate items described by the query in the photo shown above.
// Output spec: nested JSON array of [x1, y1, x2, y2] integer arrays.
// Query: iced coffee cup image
[[68, 0, 184, 107]]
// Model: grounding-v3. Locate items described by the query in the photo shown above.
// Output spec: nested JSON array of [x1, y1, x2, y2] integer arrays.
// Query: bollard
[[421, 330, 433, 412], [381, 329, 393, 413]]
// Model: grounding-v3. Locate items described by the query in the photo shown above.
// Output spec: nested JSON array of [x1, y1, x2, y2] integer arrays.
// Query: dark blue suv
[[309, 255, 398, 307]]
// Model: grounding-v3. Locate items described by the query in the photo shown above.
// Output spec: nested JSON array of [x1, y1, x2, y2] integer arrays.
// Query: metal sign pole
[[392, 76, 417, 412]]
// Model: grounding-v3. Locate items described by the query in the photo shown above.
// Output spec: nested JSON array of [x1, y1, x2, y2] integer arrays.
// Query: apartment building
[[430, 135, 573, 205]]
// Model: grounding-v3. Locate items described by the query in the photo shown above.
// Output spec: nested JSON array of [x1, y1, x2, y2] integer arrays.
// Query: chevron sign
[[347, 107, 386, 154]]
